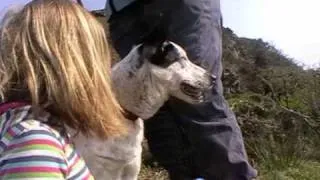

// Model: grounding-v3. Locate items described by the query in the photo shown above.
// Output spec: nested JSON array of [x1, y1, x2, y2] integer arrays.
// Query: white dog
[[70, 31, 215, 180]]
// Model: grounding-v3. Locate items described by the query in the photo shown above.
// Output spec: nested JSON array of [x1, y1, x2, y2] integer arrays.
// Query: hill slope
[[222, 27, 320, 179]]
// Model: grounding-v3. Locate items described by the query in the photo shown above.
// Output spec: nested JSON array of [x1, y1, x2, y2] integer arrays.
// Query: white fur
[[69, 41, 213, 180]]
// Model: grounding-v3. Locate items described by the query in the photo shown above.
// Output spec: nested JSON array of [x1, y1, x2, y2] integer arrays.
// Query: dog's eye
[[163, 43, 174, 53], [180, 57, 187, 61], [193, 60, 201, 66]]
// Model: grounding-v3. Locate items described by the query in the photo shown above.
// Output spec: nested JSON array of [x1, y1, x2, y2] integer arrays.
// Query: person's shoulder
[[2, 119, 66, 160], [0, 105, 66, 151], [0, 106, 70, 179]]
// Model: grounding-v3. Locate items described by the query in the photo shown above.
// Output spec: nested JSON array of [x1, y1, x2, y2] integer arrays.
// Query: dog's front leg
[[120, 154, 142, 180]]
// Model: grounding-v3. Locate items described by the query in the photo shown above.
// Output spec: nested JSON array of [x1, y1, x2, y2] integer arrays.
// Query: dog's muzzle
[[180, 82, 204, 100], [180, 73, 216, 102]]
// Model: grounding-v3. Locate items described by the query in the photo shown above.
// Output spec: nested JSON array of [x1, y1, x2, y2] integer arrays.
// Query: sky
[[0, 0, 319, 68], [221, 0, 320, 68]]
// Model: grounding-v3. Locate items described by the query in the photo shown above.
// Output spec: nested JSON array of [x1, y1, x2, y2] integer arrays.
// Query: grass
[[137, 136, 320, 180], [137, 158, 320, 180], [259, 161, 320, 180], [139, 165, 169, 180]]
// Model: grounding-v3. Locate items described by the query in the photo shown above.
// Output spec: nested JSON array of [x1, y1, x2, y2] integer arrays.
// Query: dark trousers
[[108, 0, 257, 179]]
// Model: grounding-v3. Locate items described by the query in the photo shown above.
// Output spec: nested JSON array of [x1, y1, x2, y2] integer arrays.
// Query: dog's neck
[[112, 51, 169, 120], [122, 108, 139, 121]]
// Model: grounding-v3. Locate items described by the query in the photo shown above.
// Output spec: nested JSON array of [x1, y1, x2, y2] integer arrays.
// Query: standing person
[[0, 0, 125, 179], [106, 0, 257, 179]]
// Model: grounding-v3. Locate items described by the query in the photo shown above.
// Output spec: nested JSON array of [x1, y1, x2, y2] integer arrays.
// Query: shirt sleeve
[[0, 125, 68, 179]]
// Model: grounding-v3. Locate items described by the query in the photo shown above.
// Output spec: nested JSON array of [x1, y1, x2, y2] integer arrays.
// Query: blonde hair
[[0, 0, 126, 138]]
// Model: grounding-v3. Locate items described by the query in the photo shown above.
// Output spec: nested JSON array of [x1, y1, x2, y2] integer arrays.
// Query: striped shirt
[[0, 104, 94, 179]]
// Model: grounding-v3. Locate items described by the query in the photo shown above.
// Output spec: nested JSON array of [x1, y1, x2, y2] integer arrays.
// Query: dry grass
[[139, 165, 169, 180]]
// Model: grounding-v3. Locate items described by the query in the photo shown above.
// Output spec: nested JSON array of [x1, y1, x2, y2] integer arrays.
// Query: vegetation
[[222, 27, 320, 179], [95, 14, 320, 179]]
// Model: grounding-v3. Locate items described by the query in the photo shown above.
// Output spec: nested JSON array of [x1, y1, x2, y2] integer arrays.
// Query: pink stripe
[[69, 155, 81, 169], [7, 139, 62, 150], [0, 102, 28, 115], [0, 167, 62, 175], [83, 171, 92, 180], [7, 128, 17, 137]]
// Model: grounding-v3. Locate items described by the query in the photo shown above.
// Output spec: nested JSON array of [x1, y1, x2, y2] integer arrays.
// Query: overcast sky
[[1, 0, 319, 68]]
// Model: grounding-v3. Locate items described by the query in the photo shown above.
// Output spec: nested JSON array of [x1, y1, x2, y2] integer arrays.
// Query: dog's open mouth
[[180, 82, 204, 100]]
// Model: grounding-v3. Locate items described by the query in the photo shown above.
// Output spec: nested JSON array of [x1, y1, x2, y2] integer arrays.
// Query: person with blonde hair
[[0, 0, 125, 179]]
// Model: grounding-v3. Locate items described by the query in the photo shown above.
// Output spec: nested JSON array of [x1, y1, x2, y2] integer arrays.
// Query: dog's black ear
[[137, 15, 174, 67], [141, 26, 167, 47], [138, 13, 170, 51], [148, 41, 176, 67], [137, 26, 168, 65]]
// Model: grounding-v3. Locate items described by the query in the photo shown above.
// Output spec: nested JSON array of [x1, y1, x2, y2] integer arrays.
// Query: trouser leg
[[108, 0, 257, 179]]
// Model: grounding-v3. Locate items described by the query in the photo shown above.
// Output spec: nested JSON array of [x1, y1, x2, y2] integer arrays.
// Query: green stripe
[[11, 144, 63, 154], [3, 172, 64, 179], [4, 133, 14, 141]]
